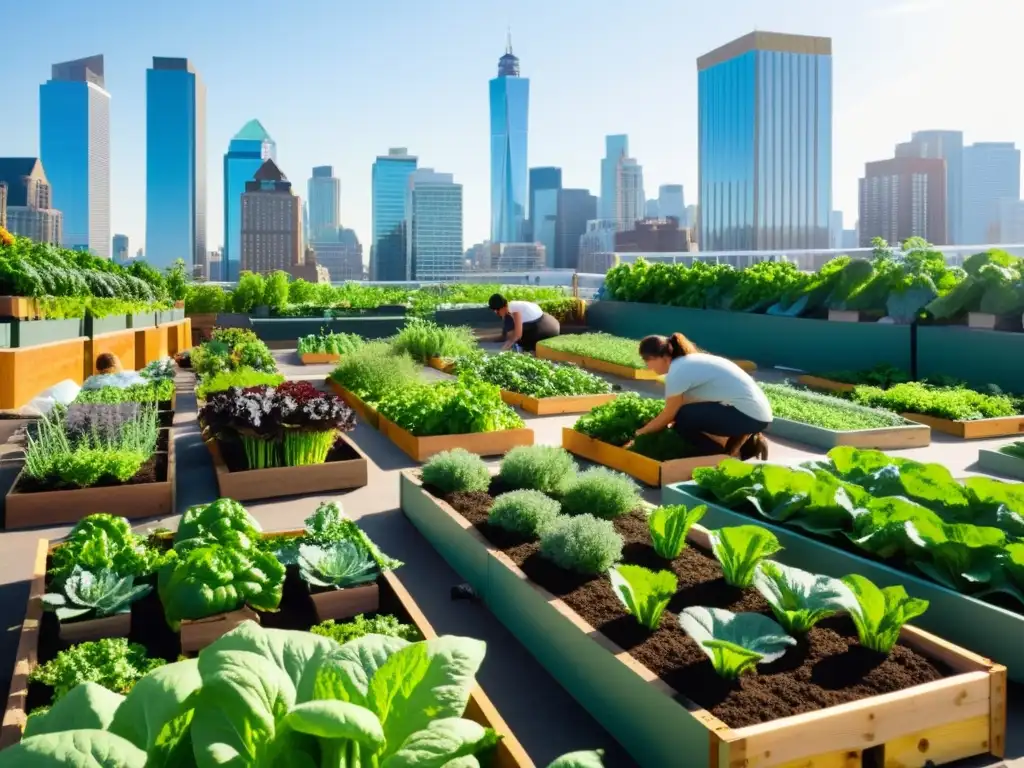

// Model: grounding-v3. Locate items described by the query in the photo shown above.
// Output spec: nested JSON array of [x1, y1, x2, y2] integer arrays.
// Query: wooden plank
[[989, 665, 1007, 757], [300, 353, 341, 365], [795, 375, 856, 394], [901, 412, 1024, 440], [427, 357, 455, 373], [899, 624, 995, 674], [536, 344, 662, 381], [882, 714, 990, 767], [326, 379, 380, 429], [379, 416, 534, 462], [0, 539, 46, 748], [500, 391, 618, 415], [0, 297, 40, 320], [0, 336, 89, 410]]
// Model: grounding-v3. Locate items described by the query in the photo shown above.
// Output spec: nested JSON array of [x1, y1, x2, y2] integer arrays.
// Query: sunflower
[[0, 226, 13, 247]]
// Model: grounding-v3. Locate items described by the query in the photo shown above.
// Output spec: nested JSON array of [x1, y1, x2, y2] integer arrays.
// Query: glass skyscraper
[[308, 166, 341, 244], [406, 169, 463, 281], [489, 35, 529, 244], [40, 55, 110, 257], [528, 166, 561, 241], [962, 142, 1021, 246], [146, 58, 206, 271], [223, 120, 275, 281], [698, 32, 832, 251], [371, 148, 418, 281]]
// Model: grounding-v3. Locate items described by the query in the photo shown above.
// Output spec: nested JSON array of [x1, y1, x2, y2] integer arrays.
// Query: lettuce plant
[[841, 574, 929, 653], [678, 607, 796, 679], [608, 565, 678, 630], [42, 566, 151, 622], [275, 501, 403, 572], [709, 526, 782, 588], [648, 504, 706, 559], [48, 513, 167, 588], [753, 562, 853, 633], [28, 638, 165, 703], [297, 541, 379, 590], [174, 498, 262, 553]]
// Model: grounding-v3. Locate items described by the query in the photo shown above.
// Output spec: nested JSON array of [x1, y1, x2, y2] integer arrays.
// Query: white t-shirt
[[508, 300, 543, 323], [664, 353, 773, 423]]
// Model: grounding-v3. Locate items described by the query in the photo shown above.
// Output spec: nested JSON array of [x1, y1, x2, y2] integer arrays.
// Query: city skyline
[[2, 0, 1023, 260]]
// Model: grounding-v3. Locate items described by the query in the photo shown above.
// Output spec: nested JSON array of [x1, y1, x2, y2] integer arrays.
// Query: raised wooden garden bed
[[664, 481, 1024, 685], [86, 327, 137, 375], [562, 427, 727, 486], [0, 336, 88, 410], [309, 583, 379, 623], [379, 415, 534, 462], [766, 415, 931, 449], [0, 534, 533, 768], [3, 430, 175, 529], [427, 357, 455, 374], [134, 325, 168, 367], [401, 471, 1007, 768], [180, 606, 259, 654], [58, 612, 130, 645], [536, 344, 757, 378], [978, 448, 1024, 482], [796, 374, 855, 394], [901, 412, 1024, 440], [300, 352, 341, 365], [201, 432, 368, 502], [500, 390, 618, 416], [0, 297, 41, 320], [326, 379, 379, 428]]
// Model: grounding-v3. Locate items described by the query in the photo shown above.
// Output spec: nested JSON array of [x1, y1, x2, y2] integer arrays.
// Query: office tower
[[0, 182, 6, 229], [896, 131, 963, 244], [40, 55, 110, 256], [684, 204, 697, 230], [208, 248, 223, 282], [658, 185, 685, 223], [313, 229, 363, 282], [996, 199, 1024, 244], [841, 229, 859, 250], [858, 157, 947, 246], [600, 135, 645, 231], [616, 219, 691, 253], [371, 148, 418, 281], [223, 120, 276, 281], [302, 201, 309, 246], [240, 159, 301, 274], [405, 169, 463, 281], [112, 233, 129, 263], [490, 32, 530, 243], [482, 242, 545, 272], [145, 57, 206, 271], [645, 199, 660, 218], [554, 189, 597, 269], [528, 166, 561, 240], [698, 32, 832, 251], [533, 188, 559, 267], [579, 219, 619, 265], [829, 211, 843, 249], [962, 142, 1021, 245], [308, 166, 341, 244], [0, 158, 63, 245]]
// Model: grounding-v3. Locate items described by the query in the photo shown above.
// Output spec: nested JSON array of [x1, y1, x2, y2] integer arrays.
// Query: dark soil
[[432, 479, 951, 729], [14, 453, 169, 494], [158, 411, 173, 428], [218, 435, 361, 473]]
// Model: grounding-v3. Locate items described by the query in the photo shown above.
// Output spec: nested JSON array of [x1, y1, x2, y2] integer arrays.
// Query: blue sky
[[0, 0, 1018, 256]]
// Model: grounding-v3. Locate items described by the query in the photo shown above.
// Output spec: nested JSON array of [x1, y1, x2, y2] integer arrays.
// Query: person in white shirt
[[633, 332, 771, 459], [488, 293, 561, 352]]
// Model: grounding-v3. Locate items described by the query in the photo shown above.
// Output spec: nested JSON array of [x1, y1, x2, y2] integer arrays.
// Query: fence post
[[572, 272, 579, 299]]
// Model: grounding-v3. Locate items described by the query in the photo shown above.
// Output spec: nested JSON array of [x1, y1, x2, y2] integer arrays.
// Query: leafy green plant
[[174, 498, 262, 552], [608, 565, 677, 630], [329, 341, 421, 404], [1001, 441, 1024, 460], [762, 382, 908, 430], [678, 607, 797, 679], [648, 504, 707, 559], [42, 566, 151, 622], [274, 501, 403, 572], [195, 367, 285, 399], [628, 429, 698, 461], [297, 541, 379, 590], [390, 318, 477, 362], [28, 638, 165, 703], [297, 331, 364, 356], [74, 378, 175, 405], [709, 526, 783, 588], [841, 574, 929, 653], [560, 467, 641, 519], [184, 284, 228, 313], [377, 377, 524, 436], [539, 514, 624, 574], [499, 445, 578, 495], [310, 614, 422, 644], [421, 448, 492, 494], [851, 381, 1020, 421], [819, 363, 911, 388], [454, 351, 613, 398], [488, 490, 562, 537], [573, 393, 663, 447], [753, 561, 852, 633], [48, 514, 168, 587], [539, 332, 647, 369]]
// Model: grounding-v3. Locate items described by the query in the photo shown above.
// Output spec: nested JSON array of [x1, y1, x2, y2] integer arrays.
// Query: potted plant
[[42, 565, 152, 642]]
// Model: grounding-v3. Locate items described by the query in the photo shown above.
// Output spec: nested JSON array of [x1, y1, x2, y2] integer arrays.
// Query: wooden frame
[[536, 343, 757, 377], [901, 412, 1024, 440], [978, 448, 1024, 481], [0, 336, 89, 410], [427, 357, 455, 374], [766, 415, 931, 449], [309, 583, 380, 623], [562, 427, 727, 487], [180, 607, 260, 654], [4, 433, 175, 530], [58, 612, 131, 644], [500, 391, 618, 416], [201, 433, 368, 502], [796, 374, 855, 393], [400, 472, 1007, 768], [0, 297, 42, 320], [379, 415, 534, 463], [0, 535, 534, 767], [300, 353, 341, 365], [326, 379, 379, 428]]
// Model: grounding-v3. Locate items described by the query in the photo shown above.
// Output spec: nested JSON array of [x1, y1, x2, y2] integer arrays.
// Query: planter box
[[300, 352, 341, 365], [536, 344, 663, 380], [1, 319, 83, 349], [562, 427, 727, 486], [379, 415, 534, 462], [4, 440, 174, 529], [309, 583, 380, 623], [181, 606, 260, 654], [796, 374, 855, 394], [134, 325, 168, 368], [766, 415, 931, 449], [58, 612, 130, 644], [664, 481, 1024, 685], [501, 391, 618, 416], [188, 312, 218, 343], [156, 308, 186, 325], [164, 319, 190, 356], [127, 312, 156, 329], [0, 297, 41, 320], [901, 412, 1024, 439], [918, 326, 1024, 394], [427, 357, 455, 374], [401, 472, 1007, 768], [84, 314, 129, 337], [86, 328, 137, 376], [0, 337, 88, 410], [202, 433, 367, 502], [326, 379, 379, 428], [978, 448, 1024, 481]]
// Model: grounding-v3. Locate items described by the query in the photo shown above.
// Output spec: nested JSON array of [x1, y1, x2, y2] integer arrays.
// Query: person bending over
[[488, 293, 561, 352], [95, 353, 123, 374], [633, 333, 771, 459]]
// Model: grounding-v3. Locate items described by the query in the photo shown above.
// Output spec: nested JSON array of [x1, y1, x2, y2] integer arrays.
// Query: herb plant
[[390, 318, 477, 362], [297, 541, 379, 590], [499, 445, 578, 495], [539, 514, 624, 574], [573, 393, 663, 447], [709, 526, 783, 588], [753, 562, 852, 633], [539, 332, 647, 369], [74, 377, 175, 405], [195, 367, 285, 400], [820, 363, 911, 388], [421, 448, 491, 494], [841, 574, 930, 653], [310, 614, 422, 644], [851, 381, 1021, 421], [648, 504, 706, 560], [762, 382, 908, 430], [678, 607, 797, 679], [297, 331, 364, 356], [28, 638, 165, 703], [329, 341, 421, 404], [376, 376, 524, 436], [1002, 441, 1024, 459], [608, 565, 678, 630], [488, 490, 562, 537], [42, 566, 151, 622], [560, 467, 642, 519], [454, 351, 613, 398]]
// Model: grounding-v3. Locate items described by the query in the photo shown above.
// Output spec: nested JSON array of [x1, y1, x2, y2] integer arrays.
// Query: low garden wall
[[917, 326, 1024, 392]]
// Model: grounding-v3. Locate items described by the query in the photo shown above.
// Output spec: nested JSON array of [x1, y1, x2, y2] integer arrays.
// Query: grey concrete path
[[0, 349, 1021, 767]]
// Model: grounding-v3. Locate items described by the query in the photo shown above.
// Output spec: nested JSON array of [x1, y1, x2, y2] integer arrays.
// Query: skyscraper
[[241, 159, 301, 274], [533, 188, 559, 267], [40, 55, 110, 256], [405, 169, 463, 281], [697, 32, 832, 251], [657, 185, 685, 224], [146, 57, 206, 271], [599, 136, 645, 231], [528, 166, 561, 240], [858, 157, 947, 246], [896, 131, 963, 244], [223, 120, 276, 281], [554, 189, 597, 270], [371, 148, 418, 281], [962, 142, 1021, 245], [489, 33, 529, 243], [112, 233, 129, 263], [308, 166, 341, 244], [0, 158, 63, 245]]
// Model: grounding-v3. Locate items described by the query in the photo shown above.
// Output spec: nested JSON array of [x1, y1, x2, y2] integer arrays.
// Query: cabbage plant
[[608, 565, 677, 630], [841, 574, 929, 653], [298, 541, 379, 590], [42, 567, 151, 622], [709, 525, 782, 588], [679, 606, 796, 679], [753, 561, 853, 633]]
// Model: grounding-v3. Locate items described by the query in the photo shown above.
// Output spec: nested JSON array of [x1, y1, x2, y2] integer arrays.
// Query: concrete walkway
[[0, 349, 1021, 767]]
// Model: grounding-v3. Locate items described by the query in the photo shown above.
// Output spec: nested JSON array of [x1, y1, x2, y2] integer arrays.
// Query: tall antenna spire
[[506, 26, 513, 54]]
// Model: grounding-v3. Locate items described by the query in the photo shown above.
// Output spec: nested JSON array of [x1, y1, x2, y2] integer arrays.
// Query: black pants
[[503, 313, 560, 352], [672, 401, 771, 456]]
